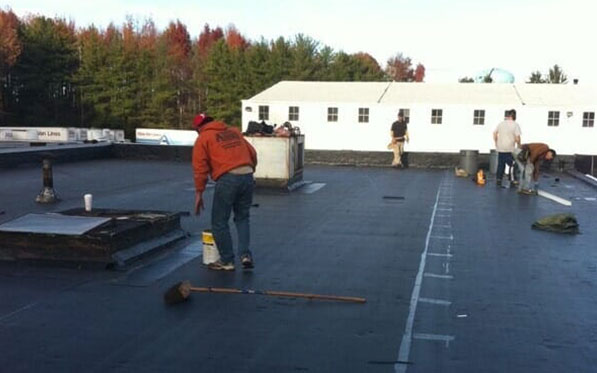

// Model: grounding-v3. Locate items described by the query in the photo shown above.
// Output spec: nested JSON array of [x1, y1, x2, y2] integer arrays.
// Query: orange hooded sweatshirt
[[192, 121, 257, 193]]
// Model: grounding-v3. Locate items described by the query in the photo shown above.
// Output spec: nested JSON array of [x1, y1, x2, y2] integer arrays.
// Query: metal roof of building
[[247, 81, 597, 107], [515, 83, 597, 106], [247, 81, 391, 104], [382, 82, 520, 106]]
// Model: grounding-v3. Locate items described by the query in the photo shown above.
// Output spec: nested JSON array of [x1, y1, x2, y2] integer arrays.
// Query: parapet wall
[[0, 143, 579, 173], [111, 143, 192, 162], [304, 149, 576, 172], [0, 143, 112, 168]]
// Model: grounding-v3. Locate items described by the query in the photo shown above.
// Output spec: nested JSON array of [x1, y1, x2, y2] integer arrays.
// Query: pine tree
[[205, 40, 242, 125], [244, 39, 271, 98], [192, 24, 224, 115], [547, 64, 567, 84], [289, 34, 319, 80], [527, 71, 545, 83], [13, 16, 78, 125], [268, 37, 292, 83]]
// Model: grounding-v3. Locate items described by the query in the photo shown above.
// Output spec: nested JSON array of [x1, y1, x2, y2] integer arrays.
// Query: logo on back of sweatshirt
[[216, 129, 242, 148]]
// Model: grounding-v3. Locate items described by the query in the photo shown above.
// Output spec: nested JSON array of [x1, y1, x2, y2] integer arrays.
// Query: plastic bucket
[[489, 149, 498, 174], [459, 150, 479, 175], [202, 230, 220, 265]]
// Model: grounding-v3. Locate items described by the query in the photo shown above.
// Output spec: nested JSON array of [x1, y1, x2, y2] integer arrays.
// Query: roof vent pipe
[[36, 157, 59, 203]]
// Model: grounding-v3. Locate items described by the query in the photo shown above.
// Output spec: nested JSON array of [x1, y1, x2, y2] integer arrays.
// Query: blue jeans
[[496, 152, 514, 182], [211, 173, 254, 263], [512, 149, 535, 191]]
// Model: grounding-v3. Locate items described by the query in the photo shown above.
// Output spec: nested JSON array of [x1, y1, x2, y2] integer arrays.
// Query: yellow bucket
[[202, 230, 220, 265], [202, 230, 215, 244]]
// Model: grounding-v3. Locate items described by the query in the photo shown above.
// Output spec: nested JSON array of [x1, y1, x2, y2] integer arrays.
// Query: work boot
[[518, 189, 537, 195], [207, 260, 235, 271], [241, 254, 254, 269]]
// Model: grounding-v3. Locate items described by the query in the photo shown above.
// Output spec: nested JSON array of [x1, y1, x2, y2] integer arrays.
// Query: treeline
[[0, 9, 425, 136]]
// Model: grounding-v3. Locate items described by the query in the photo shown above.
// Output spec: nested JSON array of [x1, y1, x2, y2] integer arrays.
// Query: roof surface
[[1, 159, 596, 372]]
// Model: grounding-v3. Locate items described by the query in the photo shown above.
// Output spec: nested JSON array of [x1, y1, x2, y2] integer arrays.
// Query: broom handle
[[189, 286, 366, 304]]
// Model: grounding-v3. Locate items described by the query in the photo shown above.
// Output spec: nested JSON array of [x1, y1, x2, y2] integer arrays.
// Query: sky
[[5, 0, 596, 84]]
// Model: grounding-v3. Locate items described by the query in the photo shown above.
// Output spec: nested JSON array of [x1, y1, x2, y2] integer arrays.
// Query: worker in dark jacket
[[389, 110, 409, 167], [192, 113, 258, 271], [512, 143, 556, 194]]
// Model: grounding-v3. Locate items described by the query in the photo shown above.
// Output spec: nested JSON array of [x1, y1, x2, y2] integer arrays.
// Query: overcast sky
[[6, 0, 596, 84]]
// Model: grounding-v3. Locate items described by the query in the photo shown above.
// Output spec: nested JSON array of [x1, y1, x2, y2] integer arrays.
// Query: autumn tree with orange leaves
[[385, 53, 425, 82], [414, 63, 425, 82], [193, 24, 224, 117], [2, 12, 426, 130], [0, 8, 21, 113], [160, 20, 193, 127]]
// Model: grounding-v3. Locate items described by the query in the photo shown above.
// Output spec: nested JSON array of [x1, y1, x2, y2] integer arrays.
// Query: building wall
[[519, 105, 595, 155], [242, 99, 596, 155]]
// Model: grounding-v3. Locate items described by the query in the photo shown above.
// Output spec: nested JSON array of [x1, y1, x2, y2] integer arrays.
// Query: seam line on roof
[[377, 81, 393, 103], [512, 84, 526, 106]]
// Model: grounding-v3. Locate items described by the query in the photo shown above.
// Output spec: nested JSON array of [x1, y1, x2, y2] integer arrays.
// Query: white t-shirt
[[494, 120, 521, 152]]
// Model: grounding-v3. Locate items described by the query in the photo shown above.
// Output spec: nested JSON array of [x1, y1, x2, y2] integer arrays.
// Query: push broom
[[164, 280, 366, 305]]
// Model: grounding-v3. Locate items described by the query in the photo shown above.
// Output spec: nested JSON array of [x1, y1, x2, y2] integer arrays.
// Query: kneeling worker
[[192, 113, 258, 271]]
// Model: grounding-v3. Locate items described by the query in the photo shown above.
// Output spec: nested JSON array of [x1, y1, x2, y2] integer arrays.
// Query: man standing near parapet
[[192, 113, 258, 271], [389, 110, 409, 168], [493, 109, 521, 186]]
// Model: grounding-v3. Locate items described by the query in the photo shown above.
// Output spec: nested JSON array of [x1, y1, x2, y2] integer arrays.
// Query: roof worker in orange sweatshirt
[[192, 113, 258, 271]]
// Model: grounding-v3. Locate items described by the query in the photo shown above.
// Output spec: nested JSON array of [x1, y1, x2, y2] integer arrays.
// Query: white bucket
[[84, 193, 93, 212], [202, 230, 220, 265]]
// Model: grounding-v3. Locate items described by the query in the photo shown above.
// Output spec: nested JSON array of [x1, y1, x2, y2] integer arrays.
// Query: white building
[[241, 81, 597, 155]]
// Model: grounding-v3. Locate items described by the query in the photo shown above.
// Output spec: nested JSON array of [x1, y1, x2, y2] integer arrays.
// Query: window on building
[[288, 106, 299, 121], [327, 107, 338, 122], [358, 108, 369, 123], [547, 111, 560, 127], [258, 105, 269, 121], [399, 108, 410, 124], [583, 112, 595, 127], [473, 110, 485, 125], [431, 109, 443, 124]]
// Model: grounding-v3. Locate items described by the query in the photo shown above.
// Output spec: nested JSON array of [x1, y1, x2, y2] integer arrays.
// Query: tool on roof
[[537, 189, 572, 206], [164, 280, 366, 305]]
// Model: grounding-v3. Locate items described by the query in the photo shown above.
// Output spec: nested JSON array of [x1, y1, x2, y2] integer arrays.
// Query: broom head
[[164, 280, 192, 305]]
